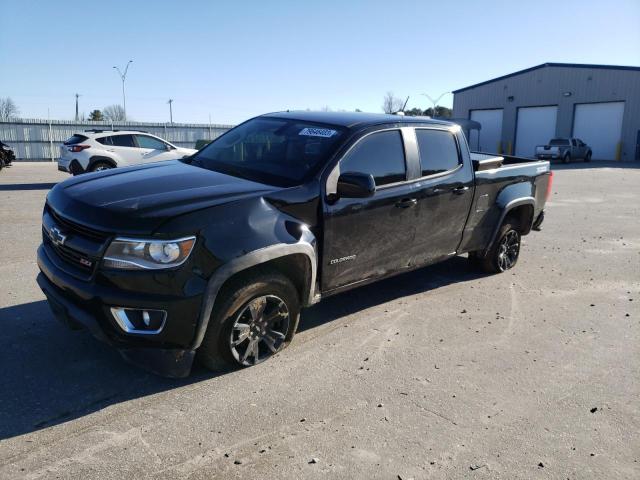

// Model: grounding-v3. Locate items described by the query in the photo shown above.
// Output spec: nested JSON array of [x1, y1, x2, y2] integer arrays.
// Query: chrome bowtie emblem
[[50, 226, 67, 246]]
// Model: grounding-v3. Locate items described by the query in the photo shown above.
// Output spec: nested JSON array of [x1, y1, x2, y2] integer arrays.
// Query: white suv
[[58, 130, 197, 174]]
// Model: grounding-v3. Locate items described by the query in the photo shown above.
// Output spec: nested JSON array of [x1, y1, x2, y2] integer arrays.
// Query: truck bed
[[459, 152, 552, 255]]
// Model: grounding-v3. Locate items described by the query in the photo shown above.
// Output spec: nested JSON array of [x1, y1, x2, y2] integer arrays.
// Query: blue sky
[[1, 0, 639, 125]]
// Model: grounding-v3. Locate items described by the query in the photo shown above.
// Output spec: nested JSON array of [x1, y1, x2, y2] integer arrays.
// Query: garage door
[[573, 102, 625, 160], [469, 109, 503, 153], [515, 106, 558, 157]]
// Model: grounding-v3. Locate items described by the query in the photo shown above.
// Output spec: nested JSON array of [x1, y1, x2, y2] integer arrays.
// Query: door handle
[[452, 186, 469, 195], [395, 198, 417, 208]]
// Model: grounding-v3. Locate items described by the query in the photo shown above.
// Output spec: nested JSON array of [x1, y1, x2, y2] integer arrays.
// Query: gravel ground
[[0, 162, 638, 479]]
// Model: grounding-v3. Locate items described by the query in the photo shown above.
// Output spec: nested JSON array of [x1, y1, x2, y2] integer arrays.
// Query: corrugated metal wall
[[0, 119, 234, 161], [452, 65, 640, 160]]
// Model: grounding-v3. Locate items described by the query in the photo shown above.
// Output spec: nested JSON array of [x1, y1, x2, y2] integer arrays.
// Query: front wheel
[[584, 152, 592, 162], [197, 271, 300, 371], [474, 223, 521, 274]]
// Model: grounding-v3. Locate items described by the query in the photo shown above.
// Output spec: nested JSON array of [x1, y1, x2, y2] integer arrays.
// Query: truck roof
[[261, 111, 455, 129]]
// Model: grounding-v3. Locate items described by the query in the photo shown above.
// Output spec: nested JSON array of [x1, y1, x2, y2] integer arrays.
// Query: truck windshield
[[190, 117, 347, 187], [549, 138, 570, 145]]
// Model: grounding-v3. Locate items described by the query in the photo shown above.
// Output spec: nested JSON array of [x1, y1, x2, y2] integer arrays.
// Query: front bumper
[[37, 244, 204, 377]]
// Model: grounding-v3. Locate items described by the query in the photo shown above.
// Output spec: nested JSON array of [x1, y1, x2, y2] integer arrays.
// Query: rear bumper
[[535, 154, 560, 160], [57, 157, 87, 174], [532, 210, 545, 231], [36, 244, 201, 378]]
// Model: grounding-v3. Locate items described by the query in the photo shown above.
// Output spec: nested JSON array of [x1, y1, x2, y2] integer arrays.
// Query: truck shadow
[[0, 182, 58, 191], [0, 256, 481, 441]]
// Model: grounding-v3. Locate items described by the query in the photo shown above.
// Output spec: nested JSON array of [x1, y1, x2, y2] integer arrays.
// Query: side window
[[340, 130, 406, 186], [415, 129, 460, 176], [109, 135, 136, 147], [96, 136, 112, 146], [571, 139, 577, 146], [136, 135, 167, 150]]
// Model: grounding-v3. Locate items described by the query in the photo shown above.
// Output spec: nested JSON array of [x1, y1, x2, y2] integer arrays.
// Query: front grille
[[46, 205, 111, 242], [43, 228, 96, 275], [42, 205, 110, 278]]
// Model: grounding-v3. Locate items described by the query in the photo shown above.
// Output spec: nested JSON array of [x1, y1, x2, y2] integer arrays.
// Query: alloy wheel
[[497, 230, 520, 271], [229, 295, 290, 366]]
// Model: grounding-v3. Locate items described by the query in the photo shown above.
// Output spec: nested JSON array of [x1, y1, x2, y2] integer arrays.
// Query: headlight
[[103, 236, 196, 270]]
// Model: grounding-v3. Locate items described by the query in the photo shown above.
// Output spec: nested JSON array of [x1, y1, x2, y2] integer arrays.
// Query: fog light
[[110, 308, 167, 334]]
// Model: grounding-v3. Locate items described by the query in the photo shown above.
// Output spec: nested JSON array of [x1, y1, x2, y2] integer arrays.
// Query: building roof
[[452, 62, 640, 94], [262, 111, 453, 129]]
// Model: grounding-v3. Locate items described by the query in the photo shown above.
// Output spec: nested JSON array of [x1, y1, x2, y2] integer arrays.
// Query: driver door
[[322, 129, 418, 291], [135, 134, 175, 163]]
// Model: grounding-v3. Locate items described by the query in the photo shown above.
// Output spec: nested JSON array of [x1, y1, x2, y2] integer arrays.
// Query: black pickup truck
[[37, 111, 552, 377]]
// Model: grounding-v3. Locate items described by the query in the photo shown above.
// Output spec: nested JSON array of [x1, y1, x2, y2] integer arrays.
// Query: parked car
[[37, 111, 552, 377], [535, 138, 592, 163], [0, 141, 15, 168], [57, 130, 197, 174]]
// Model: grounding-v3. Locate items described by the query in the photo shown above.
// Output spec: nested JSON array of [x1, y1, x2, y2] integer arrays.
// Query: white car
[[58, 130, 197, 174]]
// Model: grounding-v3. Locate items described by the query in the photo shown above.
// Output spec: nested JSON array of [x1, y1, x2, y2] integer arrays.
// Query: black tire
[[476, 222, 521, 274], [584, 151, 592, 162], [197, 270, 300, 371], [90, 161, 114, 172], [563, 154, 571, 164]]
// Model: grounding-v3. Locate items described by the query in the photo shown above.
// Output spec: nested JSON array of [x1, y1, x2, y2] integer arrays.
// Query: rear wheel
[[473, 222, 521, 274], [90, 161, 113, 172], [563, 154, 571, 164], [197, 271, 300, 371]]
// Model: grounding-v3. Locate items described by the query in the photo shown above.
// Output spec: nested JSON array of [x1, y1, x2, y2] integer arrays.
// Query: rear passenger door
[[410, 128, 474, 264], [322, 129, 418, 291], [100, 134, 140, 165]]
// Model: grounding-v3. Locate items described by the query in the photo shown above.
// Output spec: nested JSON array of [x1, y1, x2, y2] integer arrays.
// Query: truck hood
[[47, 161, 280, 234]]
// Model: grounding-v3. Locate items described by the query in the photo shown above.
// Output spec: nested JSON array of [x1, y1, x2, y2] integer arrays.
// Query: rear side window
[[415, 129, 460, 176], [109, 135, 135, 147], [96, 136, 112, 145], [63, 134, 88, 145], [340, 130, 406, 186], [135, 135, 167, 150]]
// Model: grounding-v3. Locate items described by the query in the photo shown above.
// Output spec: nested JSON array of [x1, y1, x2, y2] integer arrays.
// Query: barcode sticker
[[299, 127, 337, 138]]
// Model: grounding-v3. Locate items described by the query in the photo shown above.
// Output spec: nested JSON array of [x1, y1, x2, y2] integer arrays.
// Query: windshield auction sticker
[[299, 127, 337, 138]]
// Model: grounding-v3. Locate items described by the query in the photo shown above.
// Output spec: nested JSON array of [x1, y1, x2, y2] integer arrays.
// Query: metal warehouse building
[[452, 63, 640, 161]]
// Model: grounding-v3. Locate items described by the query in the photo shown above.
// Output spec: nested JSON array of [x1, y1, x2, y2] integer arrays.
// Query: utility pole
[[74, 93, 81, 121], [113, 60, 133, 121], [167, 99, 174, 124]]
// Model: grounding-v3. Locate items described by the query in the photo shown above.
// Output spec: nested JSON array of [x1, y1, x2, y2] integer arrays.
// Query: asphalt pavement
[[0, 162, 638, 479]]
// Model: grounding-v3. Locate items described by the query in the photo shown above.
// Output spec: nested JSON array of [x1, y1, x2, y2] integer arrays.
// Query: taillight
[[545, 171, 554, 201], [68, 144, 90, 152]]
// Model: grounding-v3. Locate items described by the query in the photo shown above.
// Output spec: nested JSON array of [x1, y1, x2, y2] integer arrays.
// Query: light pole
[[420, 91, 451, 118], [113, 60, 133, 121], [167, 99, 174, 124]]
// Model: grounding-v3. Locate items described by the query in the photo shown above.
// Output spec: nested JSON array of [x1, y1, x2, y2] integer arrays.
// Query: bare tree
[[103, 104, 126, 121], [381, 91, 403, 114], [0, 97, 19, 120]]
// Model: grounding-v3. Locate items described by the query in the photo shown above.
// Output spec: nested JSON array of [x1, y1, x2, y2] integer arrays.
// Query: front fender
[[189, 227, 318, 351]]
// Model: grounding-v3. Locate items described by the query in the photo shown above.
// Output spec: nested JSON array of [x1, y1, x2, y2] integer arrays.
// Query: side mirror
[[336, 172, 376, 199]]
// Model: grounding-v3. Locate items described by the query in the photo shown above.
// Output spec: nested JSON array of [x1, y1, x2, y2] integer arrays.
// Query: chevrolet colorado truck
[[535, 137, 592, 163], [36, 112, 552, 377]]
